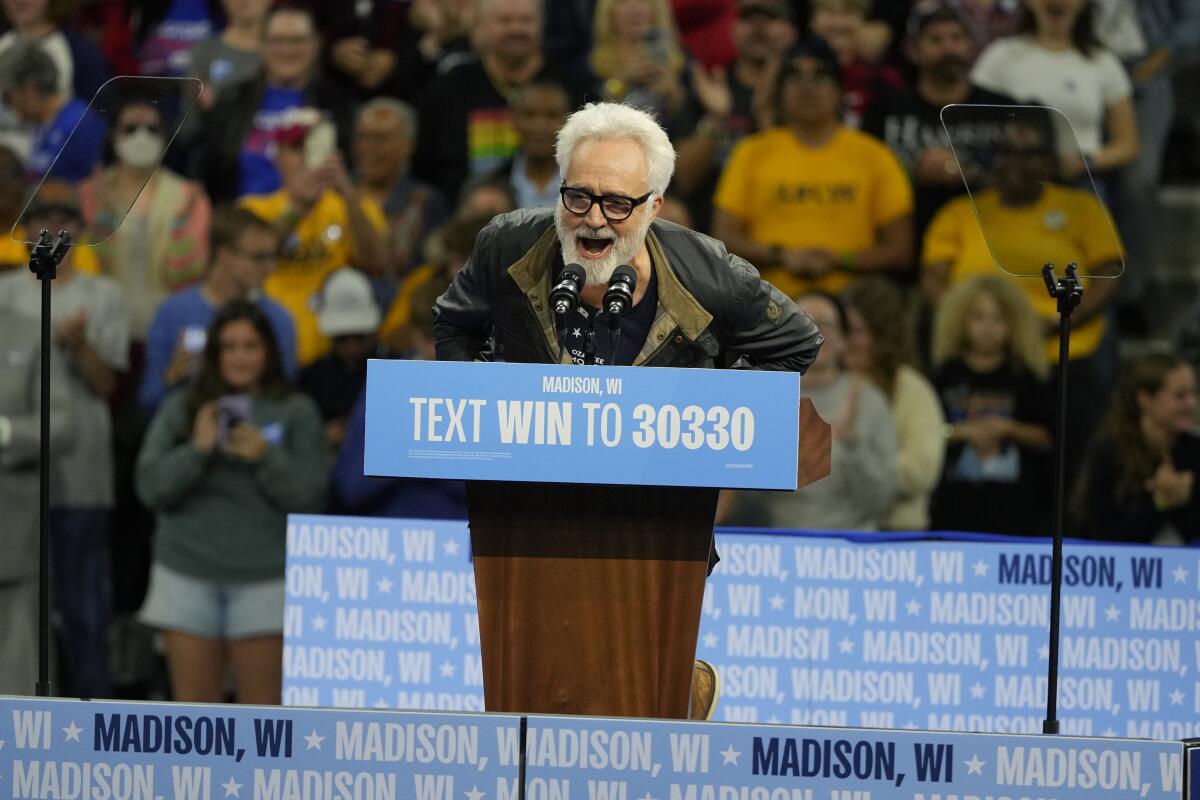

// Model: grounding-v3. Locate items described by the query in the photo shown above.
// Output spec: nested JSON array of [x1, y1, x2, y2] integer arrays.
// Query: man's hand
[[331, 36, 371, 77], [690, 63, 732, 120], [914, 147, 960, 185], [782, 248, 837, 278], [1133, 47, 1171, 83], [361, 50, 396, 90], [192, 401, 219, 455], [223, 422, 269, 463]]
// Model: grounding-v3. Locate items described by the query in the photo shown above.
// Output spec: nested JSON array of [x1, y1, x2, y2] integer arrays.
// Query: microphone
[[550, 263, 587, 317], [603, 265, 637, 322]]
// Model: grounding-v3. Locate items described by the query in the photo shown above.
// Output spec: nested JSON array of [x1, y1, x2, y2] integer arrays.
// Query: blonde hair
[[590, 0, 685, 83], [932, 276, 1048, 379]]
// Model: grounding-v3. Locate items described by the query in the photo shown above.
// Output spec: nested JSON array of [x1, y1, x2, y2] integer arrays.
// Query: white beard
[[555, 202, 652, 286]]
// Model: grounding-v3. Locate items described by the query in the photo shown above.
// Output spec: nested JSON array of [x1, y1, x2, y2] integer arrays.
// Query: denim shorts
[[139, 563, 285, 640]]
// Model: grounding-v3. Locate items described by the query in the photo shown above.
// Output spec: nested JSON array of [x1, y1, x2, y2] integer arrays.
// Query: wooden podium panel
[[467, 482, 718, 719]]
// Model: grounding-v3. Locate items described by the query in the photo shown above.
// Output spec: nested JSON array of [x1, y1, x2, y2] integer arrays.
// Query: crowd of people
[[0, 0, 1198, 700]]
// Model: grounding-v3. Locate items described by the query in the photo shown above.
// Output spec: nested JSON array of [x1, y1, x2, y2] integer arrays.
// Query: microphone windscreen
[[563, 263, 587, 284], [611, 264, 637, 289]]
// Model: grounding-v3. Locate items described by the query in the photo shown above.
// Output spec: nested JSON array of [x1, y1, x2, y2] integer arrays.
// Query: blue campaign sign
[[363, 360, 801, 490], [283, 514, 485, 711], [698, 533, 1200, 739], [522, 715, 1186, 800], [0, 696, 521, 800], [283, 515, 1200, 742]]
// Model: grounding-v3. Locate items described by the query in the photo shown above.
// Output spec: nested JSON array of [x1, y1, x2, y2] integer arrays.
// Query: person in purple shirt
[[0, 42, 105, 184], [140, 206, 297, 414]]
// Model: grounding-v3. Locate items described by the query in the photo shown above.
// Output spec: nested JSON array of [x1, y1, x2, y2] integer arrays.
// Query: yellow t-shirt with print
[[922, 186, 1123, 361], [713, 126, 913, 298], [240, 190, 386, 364]]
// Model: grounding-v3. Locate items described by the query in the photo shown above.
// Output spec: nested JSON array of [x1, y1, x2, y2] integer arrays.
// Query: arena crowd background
[[0, 0, 1199, 705]]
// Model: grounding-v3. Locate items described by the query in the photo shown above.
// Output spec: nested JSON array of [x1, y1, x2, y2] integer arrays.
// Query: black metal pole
[[29, 227, 70, 698], [37, 265, 52, 698], [1041, 262, 1082, 735]]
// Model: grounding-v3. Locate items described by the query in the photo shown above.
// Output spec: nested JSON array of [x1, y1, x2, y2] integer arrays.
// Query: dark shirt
[[413, 59, 595, 202], [931, 358, 1053, 536], [862, 84, 1013, 241], [297, 345, 391, 423], [558, 265, 658, 366], [1076, 431, 1200, 544]]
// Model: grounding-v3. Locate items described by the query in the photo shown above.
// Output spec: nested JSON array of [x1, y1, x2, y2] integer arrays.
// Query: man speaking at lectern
[[432, 102, 823, 720], [433, 101, 822, 372]]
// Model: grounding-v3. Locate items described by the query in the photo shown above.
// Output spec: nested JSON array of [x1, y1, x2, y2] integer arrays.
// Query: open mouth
[[578, 236, 613, 257]]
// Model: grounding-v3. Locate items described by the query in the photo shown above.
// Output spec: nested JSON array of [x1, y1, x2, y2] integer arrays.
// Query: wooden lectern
[[467, 399, 831, 719]]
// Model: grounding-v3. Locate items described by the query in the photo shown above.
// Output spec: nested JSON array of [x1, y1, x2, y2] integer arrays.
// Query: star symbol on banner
[[312, 614, 328, 632], [905, 599, 921, 616], [377, 577, 393, 594], [720, 745, 741, 765], [1037, 644, 1050, 661], [440, 661, 456, 677], [1101, 728, 1117, 738], [965, 755, 985, 775], [702, 632, 718, 649], [969, 683, 986, 699], [304, 729, 325, 750], [972, 560, 988, 577], [373, 699, 389, 708], [1172, 565, 1188, 583], [444, 540, 460, 557], [769, 594, 785, 610], [1104, 605, 1121, 622], [838, 637, 854, 654], [572, 328, 582, 337], [1169, 689, 1185, 706], [465, 785, 486, 800], [63, 722, 82, 742], [222, 776, 243, 797]]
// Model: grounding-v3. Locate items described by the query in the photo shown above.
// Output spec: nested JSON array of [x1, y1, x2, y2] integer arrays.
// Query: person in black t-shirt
[[861, 2, 1012, 246], [1074, 354, 1200, 546], [929, 275, 1053, 536], [412, 0, 595, 204]]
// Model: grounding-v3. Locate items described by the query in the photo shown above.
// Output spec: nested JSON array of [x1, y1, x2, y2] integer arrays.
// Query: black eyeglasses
[[560, 186, 653, 222]]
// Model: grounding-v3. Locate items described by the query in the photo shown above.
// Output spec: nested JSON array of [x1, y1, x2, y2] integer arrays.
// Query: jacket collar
[[506, 222, 714, 364]]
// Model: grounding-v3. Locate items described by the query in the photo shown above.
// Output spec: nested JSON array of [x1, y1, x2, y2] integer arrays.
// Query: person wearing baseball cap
[[861, 1, 1014, 251], [713, 35, 914, 300], [297, 267, 389, 450]]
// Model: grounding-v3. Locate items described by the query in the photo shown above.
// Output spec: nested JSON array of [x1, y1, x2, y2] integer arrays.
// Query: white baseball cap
[[316, 267, 381, 337]]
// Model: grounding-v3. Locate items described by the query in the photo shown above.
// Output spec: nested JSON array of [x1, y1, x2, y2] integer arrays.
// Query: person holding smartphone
[[135, 300, 326, 704]]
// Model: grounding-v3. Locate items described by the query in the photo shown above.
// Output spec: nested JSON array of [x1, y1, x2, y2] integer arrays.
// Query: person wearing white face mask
[[79, 98, 213, 342]]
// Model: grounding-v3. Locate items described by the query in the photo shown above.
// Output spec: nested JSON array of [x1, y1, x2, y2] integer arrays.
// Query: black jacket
[[188, 72, 356, 204], [433, 208, 822, 372]]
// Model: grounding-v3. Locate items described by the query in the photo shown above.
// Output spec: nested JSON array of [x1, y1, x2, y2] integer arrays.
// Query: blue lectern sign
[[363, 360, 801, 489]]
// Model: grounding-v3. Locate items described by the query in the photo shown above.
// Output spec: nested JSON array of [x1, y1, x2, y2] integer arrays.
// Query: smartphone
[[217, 394, 253, 445], [304, 121, 336, 169], [182, 326, 207, 354]]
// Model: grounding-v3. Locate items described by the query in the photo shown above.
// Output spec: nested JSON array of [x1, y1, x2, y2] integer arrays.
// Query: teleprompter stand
[[1040, 262, 1083, 735], [29, 227, 72, 698]]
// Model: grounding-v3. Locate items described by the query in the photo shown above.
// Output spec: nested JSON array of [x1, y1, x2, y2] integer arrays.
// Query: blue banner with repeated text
[[363, 360, 801, 489], [0, 696, 520, 800], [283, 516, 1200, 741], [522, 715, 1186, 800]]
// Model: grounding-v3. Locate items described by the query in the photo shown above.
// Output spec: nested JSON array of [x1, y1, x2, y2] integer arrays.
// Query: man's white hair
[[555, 103, 676, 197]]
